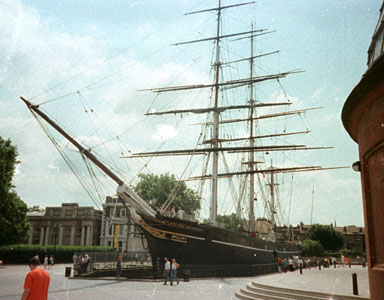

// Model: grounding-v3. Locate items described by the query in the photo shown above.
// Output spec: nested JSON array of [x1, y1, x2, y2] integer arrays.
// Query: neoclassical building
[[100, 196, 148, 252], [27, 203, 102, 246]]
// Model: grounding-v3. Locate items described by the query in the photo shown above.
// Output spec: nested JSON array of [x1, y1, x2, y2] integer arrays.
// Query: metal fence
[[73, 251, 151, 276]]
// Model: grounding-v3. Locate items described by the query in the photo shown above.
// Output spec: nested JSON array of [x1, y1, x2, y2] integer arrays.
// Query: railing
[[160, 211, 197, 222], [72, 251, 152, 276]]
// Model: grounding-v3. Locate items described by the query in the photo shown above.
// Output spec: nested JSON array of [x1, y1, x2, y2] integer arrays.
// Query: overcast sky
[[1, 0, 381, 227]]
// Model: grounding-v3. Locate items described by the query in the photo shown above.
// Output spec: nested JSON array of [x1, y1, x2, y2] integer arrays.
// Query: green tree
[[301, 239, 324, 256], [28, 205, 44, 212], [134, 173, 200, 215], [0, 137, 30, 246], [307, 224, 344, 251], [216, 213, 246, 232]]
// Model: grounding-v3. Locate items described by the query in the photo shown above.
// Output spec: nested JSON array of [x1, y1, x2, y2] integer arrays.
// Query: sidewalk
[[0, 264, 370, 299], [254, 265, 369, 298]]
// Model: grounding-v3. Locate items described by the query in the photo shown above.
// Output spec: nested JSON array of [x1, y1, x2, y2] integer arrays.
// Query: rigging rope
[[311, 174, 315, 225], [161, 118, 205, 213], [31, 111, 103, 210]]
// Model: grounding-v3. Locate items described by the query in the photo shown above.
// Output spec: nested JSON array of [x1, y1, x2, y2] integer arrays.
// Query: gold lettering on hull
[[138, 219, 187, 244]]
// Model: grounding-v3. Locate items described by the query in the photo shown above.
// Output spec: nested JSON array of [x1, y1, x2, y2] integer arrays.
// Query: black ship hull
[[137, 213, 300, 277]]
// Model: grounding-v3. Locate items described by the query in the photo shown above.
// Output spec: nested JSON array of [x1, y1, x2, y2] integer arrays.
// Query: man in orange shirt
[[21, 256, 50, 300]]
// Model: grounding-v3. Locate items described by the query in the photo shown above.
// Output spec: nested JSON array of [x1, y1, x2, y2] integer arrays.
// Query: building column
[[28, 226, 34, 245], [86, 226, 91, 246], [90, 226, 94, 246], [81, 226, 85, 246], [44, 226, 50, 245], [70, 225, 75, 246], [58, 226, 64, 245], [39, 227, 45, 245]]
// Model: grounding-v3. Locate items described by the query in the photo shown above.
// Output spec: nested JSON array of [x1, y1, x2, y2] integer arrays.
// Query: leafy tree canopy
[[307, 224, 344, 251], [216, 213, 246, 232], [301, 239, 324, 257], [28, 205, 44, 212], [0, 137, 30, 246], [134, 173, 200, 215]]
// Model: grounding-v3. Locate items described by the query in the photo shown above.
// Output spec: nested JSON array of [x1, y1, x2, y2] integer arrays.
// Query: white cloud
[[48, 164, 60, 173], [153, 124, 178, 140]]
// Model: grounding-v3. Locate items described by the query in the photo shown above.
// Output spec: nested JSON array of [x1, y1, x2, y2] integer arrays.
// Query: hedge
[[324, 248, 366, 257], [0, 244, 114, 264]]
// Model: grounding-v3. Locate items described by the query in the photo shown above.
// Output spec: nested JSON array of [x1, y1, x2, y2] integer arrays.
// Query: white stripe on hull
[[185, 234, 300, 254], [211, 239, 275, 252]]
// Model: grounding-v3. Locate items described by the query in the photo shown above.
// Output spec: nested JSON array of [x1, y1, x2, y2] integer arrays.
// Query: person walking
[[288, 257, 294, 272], [306, 258, 311, 270], [362, 257, 367, 268], [48, 255, 54, 270], [277, 257, 282, 273], [298, 257, 303, 270], [282, 259, 288, 273], [171, 258, 180, 285], [116, 254, 122, 279], [21, 256, 50, 300], [43, 255, 48, 270], [163, 257, 172, 285]]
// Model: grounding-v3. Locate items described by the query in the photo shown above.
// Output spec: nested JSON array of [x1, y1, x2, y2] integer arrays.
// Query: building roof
[[27, 211, 45, 217]]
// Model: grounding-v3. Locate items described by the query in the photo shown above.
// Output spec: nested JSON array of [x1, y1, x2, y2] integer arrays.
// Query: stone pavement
[[254, 265, 370, 298], [0, 264, 369, 300]]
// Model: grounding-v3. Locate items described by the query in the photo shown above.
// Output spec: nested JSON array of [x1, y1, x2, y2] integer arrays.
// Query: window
[[121, 209, 126, 217]]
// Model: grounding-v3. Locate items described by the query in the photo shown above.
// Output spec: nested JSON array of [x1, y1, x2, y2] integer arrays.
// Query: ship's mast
[[129, 1, 341, 228], [210, 0, 222, 224], [269, 169, 276, 228], [248, 22, 255, 233]]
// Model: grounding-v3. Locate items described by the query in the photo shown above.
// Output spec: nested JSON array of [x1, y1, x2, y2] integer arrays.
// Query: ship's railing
[[160, 210, 228, 229], [201, 220, 227, 229], [161, 210, 197, 222]]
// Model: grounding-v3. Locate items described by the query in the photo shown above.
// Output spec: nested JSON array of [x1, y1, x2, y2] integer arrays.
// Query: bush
[[0, 244, 114, 264], [301, 239, 324, 256], [324, 249, 365, 257]]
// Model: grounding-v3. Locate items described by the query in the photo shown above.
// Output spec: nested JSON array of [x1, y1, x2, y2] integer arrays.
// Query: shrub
[[323, 249, 366, 257], [301, 239, 324, 256]]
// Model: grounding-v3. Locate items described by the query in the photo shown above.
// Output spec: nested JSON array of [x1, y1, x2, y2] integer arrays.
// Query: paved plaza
[[256, 265, 370, 298], [0, 264, 369, 300]]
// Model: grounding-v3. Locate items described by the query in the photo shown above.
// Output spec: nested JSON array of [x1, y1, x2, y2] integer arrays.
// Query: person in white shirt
[[288, 258, 294, 272], [163, 257, 172, 285], [306, 258, 311, 269], [171, 258, 180, 285], [177, 208, 184, 219], [298, 257, 303, 269], [43, 255, 48, 269]]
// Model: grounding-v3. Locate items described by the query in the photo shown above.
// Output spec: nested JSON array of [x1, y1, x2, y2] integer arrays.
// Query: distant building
[[334, 225, 366, 252], [27, 203, 102, 246], [274, 222, 366, 253], [100, 196, 148, 252]]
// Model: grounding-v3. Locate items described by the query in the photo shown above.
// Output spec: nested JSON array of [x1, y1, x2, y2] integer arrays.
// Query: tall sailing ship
[[21, 1, 342, 276]]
